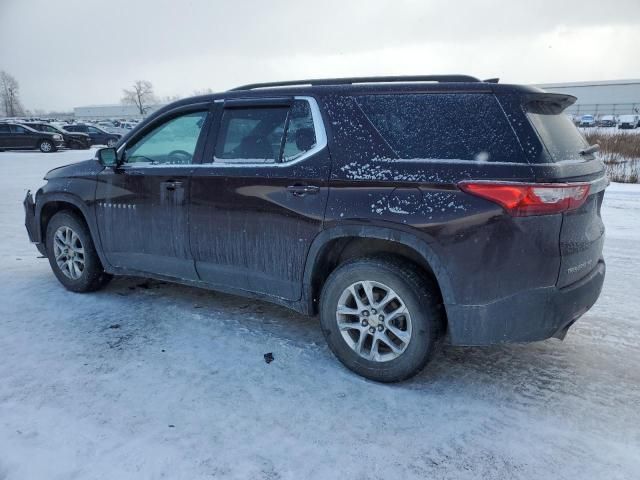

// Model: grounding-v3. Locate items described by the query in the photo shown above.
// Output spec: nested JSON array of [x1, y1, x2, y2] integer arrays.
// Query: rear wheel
[[39, 139, 55, 153], [320, 256, 443, 382], [45, 211, 112, 292]]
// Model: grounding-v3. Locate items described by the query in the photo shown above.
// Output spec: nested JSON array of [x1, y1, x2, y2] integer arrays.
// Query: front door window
[[125, 111, 207, 165]]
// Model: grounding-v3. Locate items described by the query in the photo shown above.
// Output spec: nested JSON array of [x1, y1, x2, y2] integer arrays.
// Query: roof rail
[[230, 75, 482, 91]]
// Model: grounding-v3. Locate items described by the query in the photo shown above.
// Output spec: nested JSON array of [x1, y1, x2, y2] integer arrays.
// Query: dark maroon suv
[[24, 75, 607, 382]]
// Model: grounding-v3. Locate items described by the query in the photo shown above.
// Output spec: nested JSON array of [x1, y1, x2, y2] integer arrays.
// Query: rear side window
[[214, 99, 317, 164], [355, 93, 523, 162], [0, 125, 10, 133], [526, 110, 589, 162]]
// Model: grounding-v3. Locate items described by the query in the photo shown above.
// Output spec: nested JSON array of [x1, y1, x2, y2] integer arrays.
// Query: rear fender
[[302, 224, 455, 312]]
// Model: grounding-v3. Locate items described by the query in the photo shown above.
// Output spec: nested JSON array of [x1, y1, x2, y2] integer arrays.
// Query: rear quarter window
[[526, 110, 589, 162], [355, 93, 523, 163]]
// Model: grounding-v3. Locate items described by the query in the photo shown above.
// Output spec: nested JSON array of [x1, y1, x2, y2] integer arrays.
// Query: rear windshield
[[526, 110, 589, 162], [355, 93, 523, 163]]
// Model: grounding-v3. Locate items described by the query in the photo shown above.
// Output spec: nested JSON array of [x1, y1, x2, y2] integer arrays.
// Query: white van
[[618, 115, 640, 129]]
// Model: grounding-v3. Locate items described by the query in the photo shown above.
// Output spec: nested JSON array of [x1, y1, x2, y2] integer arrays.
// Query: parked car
[[579, 114, 596, 127], [22, 122, 91, 149], [63, 123, 121, 147], [0, 122, 64, 152], [618, 114, 640, 129], [24, 75, 607, 382], [597, 115, 617, 127]]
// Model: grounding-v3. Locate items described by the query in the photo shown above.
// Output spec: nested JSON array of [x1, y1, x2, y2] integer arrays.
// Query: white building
[[534, 79, 640, 117], [73, 103, 164, 120]]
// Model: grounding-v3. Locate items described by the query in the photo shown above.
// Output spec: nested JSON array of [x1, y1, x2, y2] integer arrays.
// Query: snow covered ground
[[0, 149, 639, 480]]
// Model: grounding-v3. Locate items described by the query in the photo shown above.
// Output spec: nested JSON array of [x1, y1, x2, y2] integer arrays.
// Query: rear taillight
[[458, 181, 590, 216]]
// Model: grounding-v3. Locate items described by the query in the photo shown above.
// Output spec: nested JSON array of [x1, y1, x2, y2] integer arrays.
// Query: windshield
[[527, 110, 590, 162]]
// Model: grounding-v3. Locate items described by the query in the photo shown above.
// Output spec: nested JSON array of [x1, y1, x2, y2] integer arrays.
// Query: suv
[[23, 75, 607, 382], [579, 114, 596, 127], [0, 122, 64, 152], [63, 123, 121, 147], [597, 115, 616, 127], [618, 114, 640, 129], [22, 122, 92, 149]]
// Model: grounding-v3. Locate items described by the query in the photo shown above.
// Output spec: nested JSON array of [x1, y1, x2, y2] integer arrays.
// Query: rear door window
[[355, 93, 523, 162], [214, 100, 317, 164], [10, 125, 28, 134]]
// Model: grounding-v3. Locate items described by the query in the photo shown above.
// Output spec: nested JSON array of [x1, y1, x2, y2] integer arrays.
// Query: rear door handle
[[164, 180, 183, 191], [287, 184, 320, 196]]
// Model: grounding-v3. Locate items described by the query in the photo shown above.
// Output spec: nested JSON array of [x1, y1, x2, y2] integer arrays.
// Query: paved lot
[[0, 149, 638, 480]]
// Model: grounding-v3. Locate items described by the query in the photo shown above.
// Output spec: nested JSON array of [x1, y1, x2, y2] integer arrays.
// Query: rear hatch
[[525, 95, 607, 287]]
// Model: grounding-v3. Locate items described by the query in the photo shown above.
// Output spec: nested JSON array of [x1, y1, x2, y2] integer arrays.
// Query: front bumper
[[445, 260, 606, 345], [24, 191, 46, 256]]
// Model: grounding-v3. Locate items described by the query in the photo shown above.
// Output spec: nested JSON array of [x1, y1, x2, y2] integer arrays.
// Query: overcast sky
[[1, 0, 639, 112]]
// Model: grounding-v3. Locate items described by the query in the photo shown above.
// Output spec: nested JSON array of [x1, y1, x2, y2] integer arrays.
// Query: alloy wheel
[[336, 280, 412, 362], [53, 226, 85, 280]]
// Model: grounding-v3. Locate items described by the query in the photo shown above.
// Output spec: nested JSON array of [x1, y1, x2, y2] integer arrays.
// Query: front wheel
[[320, 256, 444, 382], [45, 211, 112, 292], [39, 140, 56, 153]]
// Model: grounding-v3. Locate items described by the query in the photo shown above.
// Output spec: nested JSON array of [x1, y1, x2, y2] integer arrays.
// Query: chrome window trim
[[112, 96, 326, 170]]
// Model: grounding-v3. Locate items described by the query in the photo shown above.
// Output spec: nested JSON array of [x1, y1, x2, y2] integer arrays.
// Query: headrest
[[295, 127, 315, 152]]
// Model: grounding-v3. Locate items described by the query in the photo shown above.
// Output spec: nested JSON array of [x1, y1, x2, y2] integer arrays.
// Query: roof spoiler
[[523, 93, 577, 114]]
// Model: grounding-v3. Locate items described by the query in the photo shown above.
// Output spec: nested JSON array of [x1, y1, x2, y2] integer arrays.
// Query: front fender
[[35, 190, 109, 269]]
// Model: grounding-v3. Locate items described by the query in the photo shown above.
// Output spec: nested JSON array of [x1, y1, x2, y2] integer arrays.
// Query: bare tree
[[162, 94, 182, 103], [121, 80, 157, 115], [0, 71, 25, 117], [193, 88, 214, 96]]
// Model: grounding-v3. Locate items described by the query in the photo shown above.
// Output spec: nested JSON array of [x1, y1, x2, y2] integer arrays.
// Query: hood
[[44, 158, 103, 180]]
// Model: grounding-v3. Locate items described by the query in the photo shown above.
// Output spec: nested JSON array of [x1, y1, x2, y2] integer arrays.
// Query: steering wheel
[[168, 150, 193, 164]]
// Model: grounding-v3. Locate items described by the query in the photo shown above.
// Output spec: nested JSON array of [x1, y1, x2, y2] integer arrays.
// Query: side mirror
[[97, 147, 118, 167]]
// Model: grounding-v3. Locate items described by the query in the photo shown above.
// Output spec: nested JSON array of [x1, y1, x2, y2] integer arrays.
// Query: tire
[[39, 139, 56, 153], [320, 256, 444, 382], [45, 211, 112, 292]]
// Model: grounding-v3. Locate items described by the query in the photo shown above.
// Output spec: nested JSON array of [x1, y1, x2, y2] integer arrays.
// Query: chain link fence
[[568, 103, 640, 116]]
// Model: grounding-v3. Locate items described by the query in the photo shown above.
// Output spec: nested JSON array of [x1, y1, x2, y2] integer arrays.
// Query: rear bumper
[[24, 191, 46, 256], [445, 260, 606, 345]]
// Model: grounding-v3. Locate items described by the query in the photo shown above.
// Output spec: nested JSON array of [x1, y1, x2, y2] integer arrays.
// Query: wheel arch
[[36, 136, 53, 148], [302, 224, 455, 316], [36, 193, 109, 268]]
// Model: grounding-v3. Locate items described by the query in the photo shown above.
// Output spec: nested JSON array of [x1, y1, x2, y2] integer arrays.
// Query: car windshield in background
[[527, 107, 589, 162], [355, 93, 523, 162]]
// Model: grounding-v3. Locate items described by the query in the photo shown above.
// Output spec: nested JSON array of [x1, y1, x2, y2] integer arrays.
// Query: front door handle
[[287, 184, 320, 196]]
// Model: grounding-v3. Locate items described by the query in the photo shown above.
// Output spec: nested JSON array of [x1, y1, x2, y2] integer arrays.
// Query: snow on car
[[0, 149, 639, 479]]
